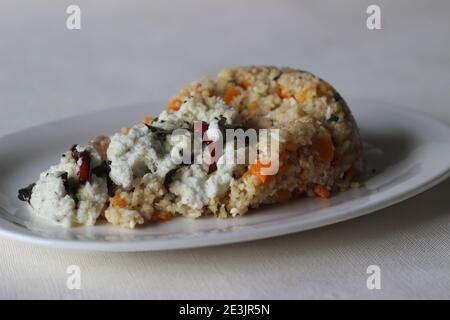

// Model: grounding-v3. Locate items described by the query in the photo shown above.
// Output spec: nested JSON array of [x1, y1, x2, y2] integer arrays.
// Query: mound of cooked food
[[18, 66, 362, 228]]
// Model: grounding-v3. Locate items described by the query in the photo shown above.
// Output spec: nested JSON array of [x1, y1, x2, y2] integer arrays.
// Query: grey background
[[0, 0, 449, 299]]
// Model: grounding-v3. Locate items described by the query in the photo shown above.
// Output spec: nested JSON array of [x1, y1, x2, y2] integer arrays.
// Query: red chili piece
[[199, 121, 209, 139], [71, 144, 91, 184], [78, 151, 91, 184], [207, 142, 219, 174]]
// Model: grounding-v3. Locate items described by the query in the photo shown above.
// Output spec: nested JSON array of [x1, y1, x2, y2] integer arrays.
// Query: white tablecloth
[[0, 0, 449, 299]]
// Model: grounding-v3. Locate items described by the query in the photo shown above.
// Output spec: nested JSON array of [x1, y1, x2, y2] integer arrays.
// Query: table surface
[[1, 0, 449, 299]]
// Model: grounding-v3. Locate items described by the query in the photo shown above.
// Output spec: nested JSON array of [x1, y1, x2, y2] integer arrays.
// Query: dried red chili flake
[[78, 151, 91, 184], [207, 142, 220, 174], [208, 162, 217, 174], [70, 144, 91, 184], [71, 144, 80, 160], [194, 121, 210, 141], [200, 121, 209, 138]]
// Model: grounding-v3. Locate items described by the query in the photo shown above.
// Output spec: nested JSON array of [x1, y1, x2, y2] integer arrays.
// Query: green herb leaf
[[327, 114, 339, 123], [92, 161, 111, 178], [217, 116, 248, 132], [273, 72, 283, 81], [213, 204, 221, 217], [59, 172, 79, 196], [164, 168, 178, 190], [144, 124, 174, 139], [18, 183, 36, 203]]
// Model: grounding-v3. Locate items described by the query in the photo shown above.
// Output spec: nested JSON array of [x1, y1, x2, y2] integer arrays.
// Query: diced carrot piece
[[121, 127, 130, 135], [250, 164, 259, 175], [240, 79, 252, 89], [247, 100, 258, 115], [143, 116, 153, 124], [317, 81, 334, 98], [155, 211, 172, 221], [251, 161, 275, 184], [285, 141, 300, 151], [296, 86, 316, 104], [168, 98, 183, 112], [314, 185, 330, 199], [312, 134, 334, 162], [276, 85, 292, 99], [242, 169, 252, 180], [112, 196, 127, 208], [223, 85, 241, 104], [259, 174, 275, 184]]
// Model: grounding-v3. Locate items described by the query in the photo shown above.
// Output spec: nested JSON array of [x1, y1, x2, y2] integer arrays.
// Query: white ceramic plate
[[0, 98, 449, 252]]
